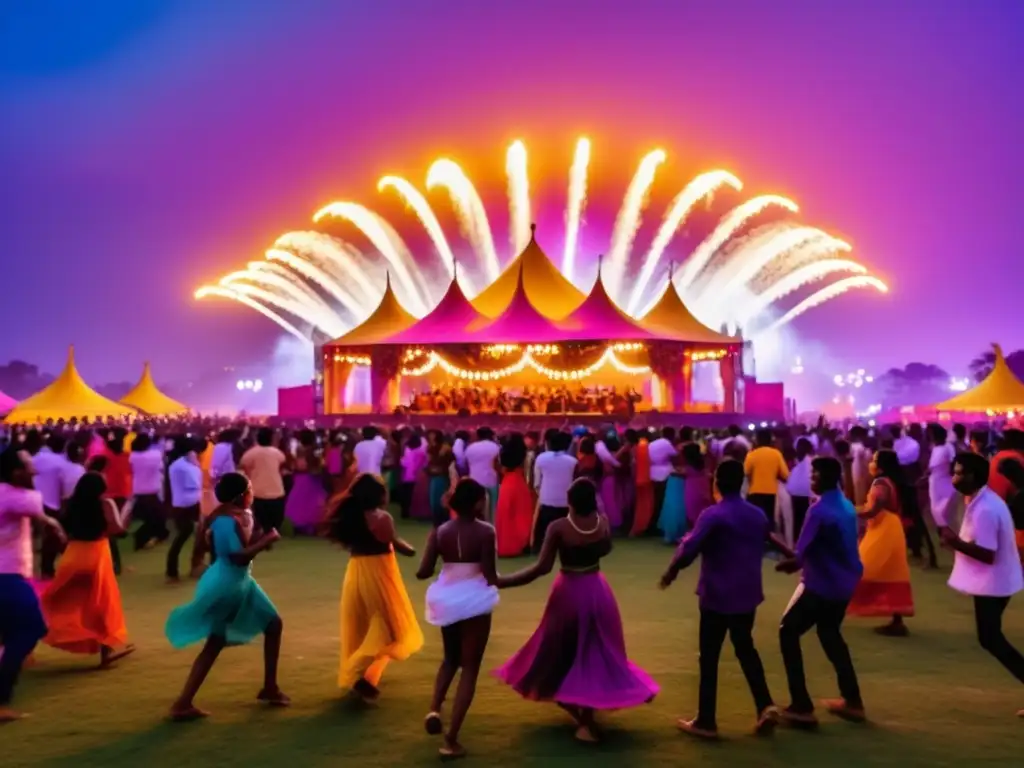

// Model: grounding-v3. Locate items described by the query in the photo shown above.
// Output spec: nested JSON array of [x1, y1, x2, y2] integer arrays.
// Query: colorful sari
[[629, 440, 653, 537]]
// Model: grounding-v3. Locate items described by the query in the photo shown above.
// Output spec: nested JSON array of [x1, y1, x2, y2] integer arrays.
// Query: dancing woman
[[495, 434, 533, 557], [165, 472, 287, 720], [326, 473, 423, 701], [848, 449, 914, 636], [416, 478, 500, 759], [494, 478, 659, 743], [41, 471, 135, 668]]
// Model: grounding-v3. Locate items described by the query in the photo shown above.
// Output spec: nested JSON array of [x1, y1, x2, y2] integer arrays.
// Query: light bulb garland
[[333, 353, 372, 365], [687, 348, 729, 362]]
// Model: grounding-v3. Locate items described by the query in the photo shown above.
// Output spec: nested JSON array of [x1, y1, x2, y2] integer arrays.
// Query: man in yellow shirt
[[744, 429, 789, 528]]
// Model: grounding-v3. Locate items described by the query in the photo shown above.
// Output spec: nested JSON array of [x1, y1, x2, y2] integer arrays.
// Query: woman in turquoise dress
[[660, 441, 689, 545], [165, 472, 289, 721]]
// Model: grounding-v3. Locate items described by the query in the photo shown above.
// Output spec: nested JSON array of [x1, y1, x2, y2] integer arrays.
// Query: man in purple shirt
[[776, 456, 865, 727], [660, 459, 788, 738]]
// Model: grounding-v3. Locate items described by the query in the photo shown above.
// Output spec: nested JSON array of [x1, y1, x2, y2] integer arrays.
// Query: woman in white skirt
[[416, 478, 499, 759]]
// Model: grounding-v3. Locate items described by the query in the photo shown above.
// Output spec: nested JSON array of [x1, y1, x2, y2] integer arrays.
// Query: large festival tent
[[935, 344, 1024, 413], [0, 390, 16, 414], [3, 347, 137, 423], [322, 231, 745, 413], [119, 362, 189, 415]]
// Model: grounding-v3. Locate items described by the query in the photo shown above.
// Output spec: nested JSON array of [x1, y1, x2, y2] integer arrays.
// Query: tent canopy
[[325, 273, 416, 347], [386, 270, 491, 345], [557, 262, 660, 341], [470, 227, 584, 319], [935, 344, 1024, 412], [466, 260, 570, 343], [0, 390, 16, 414], [4, 347, 137, 423], [120, 362, 189, 415], [639, 273, 737, 346]]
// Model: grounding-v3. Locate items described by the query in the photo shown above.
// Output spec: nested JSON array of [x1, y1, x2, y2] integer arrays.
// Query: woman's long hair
[[64, 471, 109, 541], [324, 473, 388, 547]]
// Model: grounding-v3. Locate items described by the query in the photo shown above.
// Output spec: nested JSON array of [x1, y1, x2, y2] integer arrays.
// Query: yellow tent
[[470, 227, 585, 320], [4, 347, 137, 423], [120, 362, 189, 415], [324, 272, 416, 347], [638, 273, 737, 345], [936, 344, 1024, 412]]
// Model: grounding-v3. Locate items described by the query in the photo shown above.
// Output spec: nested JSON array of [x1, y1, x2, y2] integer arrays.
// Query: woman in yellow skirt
[[325, 473, 423, 701], [41, 472, 135, 667], [848, 449, 914, 636]]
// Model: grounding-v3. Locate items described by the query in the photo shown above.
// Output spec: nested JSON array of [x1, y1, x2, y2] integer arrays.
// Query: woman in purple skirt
[[494, 478, 658, 743], [284, 431, 327, 535]]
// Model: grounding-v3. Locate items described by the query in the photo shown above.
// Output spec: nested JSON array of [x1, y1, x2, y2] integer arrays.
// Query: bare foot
[[256, 688, 291, 707], [424, 711, 443, 735], [574, 724, 600, 743], [99, 645, 136, 669], [676, 718, 718, 740], [0, 707, 27, 723], [439, 736, 466, 759], [168, 704, 210, 722]]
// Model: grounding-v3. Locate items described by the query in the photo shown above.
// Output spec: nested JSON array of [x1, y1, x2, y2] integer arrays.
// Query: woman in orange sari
[[630, 431, 654, 537], [495, 434, 533, 557], [41, 472, 135, 667], [848, 449, 914, 636]]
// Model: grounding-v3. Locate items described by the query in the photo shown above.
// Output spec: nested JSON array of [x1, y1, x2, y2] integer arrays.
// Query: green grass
[[11, 519, 1024, 768]]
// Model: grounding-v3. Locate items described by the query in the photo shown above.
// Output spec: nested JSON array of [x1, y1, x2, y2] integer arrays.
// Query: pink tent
[[0, 390, 15, 414], [387, 273, 492, 345], [556, 267, 661, 341], [465, 262, 570, 343]]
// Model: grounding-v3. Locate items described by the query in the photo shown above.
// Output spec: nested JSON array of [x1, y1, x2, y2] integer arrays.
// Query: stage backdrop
[[278, 384, 316, 419]]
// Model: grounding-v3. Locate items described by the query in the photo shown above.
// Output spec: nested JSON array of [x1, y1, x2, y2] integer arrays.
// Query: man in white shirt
[[647, 427, 678, 536], [60, 442, 87, 505], [941, 451, 1024, 713], [465, 427, 501, 521], [129, 433, 170, 551], [353, 426, 387, 476], [0, 447, 65, 720], [33, 433, 68, 578], [533, 431, 578, 550], [848, 426, 871, 506], [890, 425, 936, 568]]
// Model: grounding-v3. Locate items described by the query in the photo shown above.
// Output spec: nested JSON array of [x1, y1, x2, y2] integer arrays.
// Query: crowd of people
[[1, 416, 1023, 757], [405, 384, 643, 416]]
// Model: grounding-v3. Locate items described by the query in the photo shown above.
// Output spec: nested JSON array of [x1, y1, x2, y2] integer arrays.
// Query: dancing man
[[776, 456, 866, 726], [660, 458, 782, 738], [940, 452, 1024, 717]]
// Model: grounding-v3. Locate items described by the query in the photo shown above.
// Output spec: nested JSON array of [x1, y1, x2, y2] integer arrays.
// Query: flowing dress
[[848, 478, 915, 617], [496, 467, 534, 557], [659, 473, 687, 544], [339, 542, 424, 689], [41, 537, 128, 654], [425, 562, 499, 627], [285, 450, 327, 535], [494, 539, 659, 709], [630, 440, 653, 537], [165, 515, 278, 647]]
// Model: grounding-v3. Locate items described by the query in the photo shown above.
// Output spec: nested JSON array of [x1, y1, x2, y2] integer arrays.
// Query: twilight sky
[[1, 0, 1021, 385]]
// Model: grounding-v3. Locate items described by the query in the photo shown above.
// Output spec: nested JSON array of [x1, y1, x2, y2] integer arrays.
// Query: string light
[[482, 343, 560, 357], [333, 353, 371, 365], [687, 349, 728, 362], [395, 345, 652, 381], [612, 342, 644, 352]]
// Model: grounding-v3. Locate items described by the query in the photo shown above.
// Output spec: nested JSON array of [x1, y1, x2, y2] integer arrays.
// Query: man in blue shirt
[[167, 436, 205, 583], [776, 456, 865, 726], [660, 459, 788, 738]]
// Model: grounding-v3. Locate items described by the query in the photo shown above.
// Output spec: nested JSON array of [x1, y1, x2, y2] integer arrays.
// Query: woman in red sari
[[495, 434, 532, 558], [630, 431, 653, 537]]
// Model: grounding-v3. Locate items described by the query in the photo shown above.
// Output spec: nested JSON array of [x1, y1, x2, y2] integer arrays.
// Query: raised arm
[[416, 528, 439, 580], [498, 523, 559, 589]]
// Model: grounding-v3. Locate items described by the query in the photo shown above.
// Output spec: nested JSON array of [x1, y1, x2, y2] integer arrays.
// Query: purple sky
[[1, 0, 1021, 385]]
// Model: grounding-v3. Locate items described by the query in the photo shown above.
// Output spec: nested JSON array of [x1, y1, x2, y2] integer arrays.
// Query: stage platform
[[274, 411, 780, 430]]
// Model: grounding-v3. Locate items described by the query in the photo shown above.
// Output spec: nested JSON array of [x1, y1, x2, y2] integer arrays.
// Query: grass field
[[10, 519, 1024, 768]]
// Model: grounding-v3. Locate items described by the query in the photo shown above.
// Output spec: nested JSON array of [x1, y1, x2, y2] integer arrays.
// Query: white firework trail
[[220, 272, 342, 336], [245, 262, 339, 319], [426, 159, 500, 286], [562, 137, 591, 277], [605, 149, 666, 293], [758, 276, 889, 336], [739, 259, 868, 324], [506, 140, 531, 255], [273, 231, 377, 298], [674, 194, 799, 296], [312, 202, 430, 315], [626, 170, 743, 314], [378, 176, 456, 278], [264, 249, 362, 316], [194, 286, 311, 346]]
